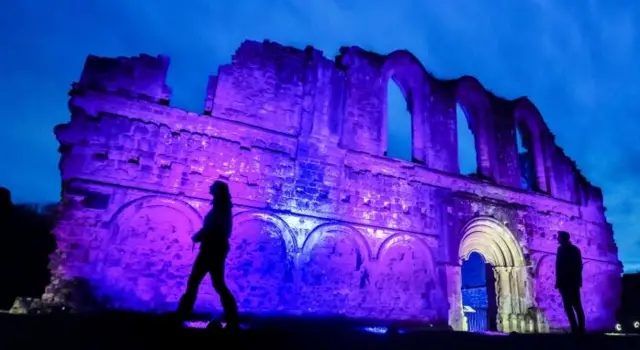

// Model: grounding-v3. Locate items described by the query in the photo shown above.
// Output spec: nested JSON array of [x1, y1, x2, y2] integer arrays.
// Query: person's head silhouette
[[557, 230, 571, 246], [210, 180, 231, 206]]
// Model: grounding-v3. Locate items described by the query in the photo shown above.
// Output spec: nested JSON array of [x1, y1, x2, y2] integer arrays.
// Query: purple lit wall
[[43, 40, 622, 333]]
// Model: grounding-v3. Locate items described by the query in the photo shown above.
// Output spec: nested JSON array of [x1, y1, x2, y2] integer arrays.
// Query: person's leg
[[560, 288, 578, 333], [209, 246, 239, 327], [177, 252, 208, 318], [570, 288, 586, 333]]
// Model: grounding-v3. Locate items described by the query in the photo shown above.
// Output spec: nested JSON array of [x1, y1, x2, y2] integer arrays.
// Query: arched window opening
[[385, 80, 413, 162], [456, 103, 477, 176], [515, 125, 536, 191]]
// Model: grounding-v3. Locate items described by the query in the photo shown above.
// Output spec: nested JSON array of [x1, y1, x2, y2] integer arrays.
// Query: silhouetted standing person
[[177, 181, 239, 329], [555, 230, 585, 334]]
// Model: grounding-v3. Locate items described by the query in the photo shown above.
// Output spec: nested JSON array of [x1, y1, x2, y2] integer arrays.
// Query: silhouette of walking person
[[177, 181, 239, 329], [555, 230, 585, 334]]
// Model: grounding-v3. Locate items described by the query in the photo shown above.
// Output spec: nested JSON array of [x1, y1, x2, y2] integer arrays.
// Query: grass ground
[[0, 311, 638, 349]]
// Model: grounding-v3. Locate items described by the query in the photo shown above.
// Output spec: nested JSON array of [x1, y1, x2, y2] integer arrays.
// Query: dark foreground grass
[[0, 312, 638, 350]]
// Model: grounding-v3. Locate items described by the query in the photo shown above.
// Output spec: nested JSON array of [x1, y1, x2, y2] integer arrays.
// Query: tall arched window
[[456, 103, 477, 176], [385, 80, 412, 161], [515, 124, 537, 191]]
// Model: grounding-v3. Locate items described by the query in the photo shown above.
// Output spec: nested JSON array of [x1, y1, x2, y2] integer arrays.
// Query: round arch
[[301, 222, 372, 262], [232, 210, 298, 256], [381, 50, 428, 88], [107, 195, 204, 246], [512, 98, 547, 136], [455, 216, 532, 334], [377, 233, 435, 273], [101, 195, 206, 304], [458, 217, 525, 267], [108, 195, 204, 227]]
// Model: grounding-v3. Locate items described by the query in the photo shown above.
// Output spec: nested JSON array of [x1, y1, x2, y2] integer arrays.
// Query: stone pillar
[[473, 110, 499, 181], [510, 267, 521, 314], [410, 91, 428, 164], [510, 266, 524, 333], [494, 266, 515, 332], [445, 264, 464, 331], [536, 308, 549, 333], [493, 266, 533, 333], [531, 138, 548, 192]]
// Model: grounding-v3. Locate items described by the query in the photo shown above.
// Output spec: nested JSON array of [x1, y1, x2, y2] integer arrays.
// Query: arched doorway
[[456, 217, 531, 333]]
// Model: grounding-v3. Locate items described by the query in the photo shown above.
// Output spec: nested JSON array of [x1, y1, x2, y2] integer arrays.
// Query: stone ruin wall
[[44, 40, 622, 331]]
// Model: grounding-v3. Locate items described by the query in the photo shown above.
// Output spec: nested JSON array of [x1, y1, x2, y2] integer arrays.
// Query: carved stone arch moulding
[[458, 216, 525, 267], [298, 222, 373, 318], [99, 195, 204, 311], [225, 210, 298, 313], [456, 216, 533, 333]]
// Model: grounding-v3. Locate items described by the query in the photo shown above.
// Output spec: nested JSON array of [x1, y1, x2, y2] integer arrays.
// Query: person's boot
[[173, 295, 193, 324]]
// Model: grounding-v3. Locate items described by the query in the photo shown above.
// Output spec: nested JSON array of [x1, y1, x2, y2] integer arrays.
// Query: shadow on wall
[[0, 188, 58, 310]]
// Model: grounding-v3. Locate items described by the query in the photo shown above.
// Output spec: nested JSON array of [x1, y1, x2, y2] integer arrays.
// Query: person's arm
[[193, 213, 214, 242], [192, 228, 204, 242], [576, 247, 583, 287]]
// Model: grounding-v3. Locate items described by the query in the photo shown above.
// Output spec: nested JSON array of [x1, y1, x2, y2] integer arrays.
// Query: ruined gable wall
[[209, 41, 307, 136], [47, 40, 620, 331], [49, 45, 449, 323]]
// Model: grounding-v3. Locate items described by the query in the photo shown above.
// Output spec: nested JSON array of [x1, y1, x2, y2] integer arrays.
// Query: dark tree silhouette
[[0, 187, 57, 310]]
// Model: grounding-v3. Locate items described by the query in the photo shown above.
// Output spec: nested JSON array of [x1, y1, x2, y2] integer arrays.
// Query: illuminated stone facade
[[44, 40, 622, 332]]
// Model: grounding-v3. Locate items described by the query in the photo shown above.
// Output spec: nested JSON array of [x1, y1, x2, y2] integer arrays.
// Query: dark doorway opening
[[461, 252, 498, 332]]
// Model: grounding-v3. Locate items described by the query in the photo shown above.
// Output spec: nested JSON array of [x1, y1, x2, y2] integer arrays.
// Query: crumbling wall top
[[70, 39, 604, 210], [76, 54, 172, 103]]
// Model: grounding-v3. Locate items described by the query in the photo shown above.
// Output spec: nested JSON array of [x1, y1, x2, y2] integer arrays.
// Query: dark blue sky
[[1, 1, 638, 272]]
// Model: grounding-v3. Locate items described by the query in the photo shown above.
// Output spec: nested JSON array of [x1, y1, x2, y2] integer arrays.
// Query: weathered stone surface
[[45, 40, 621, 332]]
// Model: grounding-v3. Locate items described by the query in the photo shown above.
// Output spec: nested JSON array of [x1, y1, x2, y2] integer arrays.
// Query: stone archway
[[299, 223, 372, 318], [454, 217, 531, 333], [225, 210, 297, 313], [375, 233, 442, 322], [103, 195, 204, 311]]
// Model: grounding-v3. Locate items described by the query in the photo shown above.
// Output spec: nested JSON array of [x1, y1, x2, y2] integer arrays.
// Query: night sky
[[1, 1, 638, 272]]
